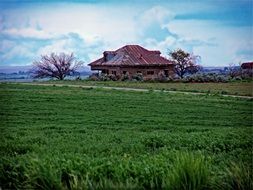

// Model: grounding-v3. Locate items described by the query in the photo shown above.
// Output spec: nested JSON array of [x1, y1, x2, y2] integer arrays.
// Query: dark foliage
[[169, 49, 201, 78]]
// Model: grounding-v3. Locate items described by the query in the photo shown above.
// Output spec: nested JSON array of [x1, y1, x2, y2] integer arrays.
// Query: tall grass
[[217, 162, 253, 190], [1, 152, 252, 189], [167, 152, 211, 190]]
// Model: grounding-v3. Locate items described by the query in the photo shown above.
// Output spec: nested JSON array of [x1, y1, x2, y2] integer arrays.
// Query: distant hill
[[0, 65, 91, 74], [0, 65, 33, 74], [201, 66, 226, 74], [0, 65, 92, 82]]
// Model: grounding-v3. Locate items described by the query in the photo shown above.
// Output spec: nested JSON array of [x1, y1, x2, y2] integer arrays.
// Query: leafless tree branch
[[31, 52, 84, 80]]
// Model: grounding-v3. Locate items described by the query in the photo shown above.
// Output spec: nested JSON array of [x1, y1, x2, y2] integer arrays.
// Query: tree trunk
[[59, 75, 64, 80]]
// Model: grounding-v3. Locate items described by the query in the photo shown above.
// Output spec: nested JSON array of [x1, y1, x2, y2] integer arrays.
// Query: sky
[[0, 0, 252, 67]]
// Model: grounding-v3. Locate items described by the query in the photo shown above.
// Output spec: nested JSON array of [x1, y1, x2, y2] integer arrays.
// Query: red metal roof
[[241, 61, 253, 69], [89, 45, 173, 67]]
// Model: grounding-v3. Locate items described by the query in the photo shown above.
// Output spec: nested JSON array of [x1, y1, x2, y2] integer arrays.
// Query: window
[[106, 54, 114, 61], [137, 71, 142, 74], [147, 71, 154, 75], [103, 52, 115, 62], [164, 70, 169, 77], [112, 71, 117, 75], [102, 69, 109, 74], [123, 71, 127, 74]]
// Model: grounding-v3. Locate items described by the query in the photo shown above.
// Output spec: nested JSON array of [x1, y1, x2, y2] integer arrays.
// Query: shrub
[[167, 152, 211, 190], [100, 73, 110, 81], [236, 69, 253, 80], [231, 76, 242, 81], [182, 73, 230, 83], [108, 74, 117, 81], [216, 75, 228, 83], [89, 74, 99, 81], [157, 71, 167, 82], [121, 72, 130, 81], [143, 77, 156, 82], [132, 73, 143, 81]]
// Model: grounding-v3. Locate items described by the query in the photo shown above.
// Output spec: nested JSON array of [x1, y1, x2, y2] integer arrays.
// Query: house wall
[[91, 65, 175, 79]]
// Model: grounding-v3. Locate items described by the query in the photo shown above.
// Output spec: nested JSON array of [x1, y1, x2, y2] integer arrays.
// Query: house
[[88, 45, 174, 79], [241, 61, 253, 70]]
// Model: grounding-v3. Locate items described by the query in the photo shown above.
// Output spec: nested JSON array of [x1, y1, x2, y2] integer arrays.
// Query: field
[[42, 80, 253, 97], [0, 83, 252, 189]]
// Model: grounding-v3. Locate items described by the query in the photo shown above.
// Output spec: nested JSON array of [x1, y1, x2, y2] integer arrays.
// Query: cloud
[[0, 40, 16, 53], [153, 19, 253, 66], [27, 4, 138, 46], [136, 6, 219, 64], [136, 6, 177, 42], [2, 45, 34, 60], [0, 3, 139, 44], [0, 41, 34, 65], [139, 6, 174, 27], [0, 2, 252, 67], [1, 27, 55, 39], [0, 15, 4, 31], [143, 36, 176, 56], [0, 28, 108, 65], [36, 32, 107, 64], [234, 42, 253, 64]]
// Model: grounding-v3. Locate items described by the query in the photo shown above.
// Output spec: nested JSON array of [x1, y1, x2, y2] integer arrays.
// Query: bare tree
[[227, 62, 241, 78], [31, 52, 83, 80], [169, 49, 201, 78]]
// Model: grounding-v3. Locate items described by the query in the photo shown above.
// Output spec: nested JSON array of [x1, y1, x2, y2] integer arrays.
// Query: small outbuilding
[[88, 45, 174, 79], [241, 61, 253, 70]]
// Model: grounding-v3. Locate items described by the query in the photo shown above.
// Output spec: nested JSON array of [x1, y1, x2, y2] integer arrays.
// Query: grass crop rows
[[0, 83, 252, 189]]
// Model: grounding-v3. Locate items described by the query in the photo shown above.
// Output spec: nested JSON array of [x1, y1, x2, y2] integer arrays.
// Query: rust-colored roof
[[88, 45, 173, 67], [241, 61, 253, 69]]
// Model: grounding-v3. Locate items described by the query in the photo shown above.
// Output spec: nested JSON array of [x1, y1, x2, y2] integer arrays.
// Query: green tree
[[169, 49, 201, 78]]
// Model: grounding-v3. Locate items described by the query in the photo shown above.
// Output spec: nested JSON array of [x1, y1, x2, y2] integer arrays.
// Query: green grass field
[[42, 80, 253, 97], [0, 83, 252, 189]]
